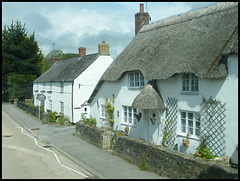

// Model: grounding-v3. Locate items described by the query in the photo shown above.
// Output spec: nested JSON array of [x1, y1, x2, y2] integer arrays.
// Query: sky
[[2, 2, 218, 59]]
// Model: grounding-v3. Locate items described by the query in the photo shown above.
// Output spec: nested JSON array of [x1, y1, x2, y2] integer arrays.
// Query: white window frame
[[129, 71, 145, 88], [100, 104, 107, 118], [122, 106, 138, 126], [179, 111, 200, 138], [181, 73, 199, 94], [49, 100, 52, 110], [60, 101, 64, 114]]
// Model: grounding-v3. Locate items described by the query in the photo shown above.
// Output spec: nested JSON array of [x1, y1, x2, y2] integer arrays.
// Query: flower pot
[[183, 142, 190, 148], [182, 138, 190, 148], [150, 117, 156, 125]]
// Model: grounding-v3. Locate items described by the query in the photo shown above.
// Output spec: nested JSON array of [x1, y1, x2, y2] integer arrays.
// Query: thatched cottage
[[88, 2, 238, 157], [33, 41, 114, 123]]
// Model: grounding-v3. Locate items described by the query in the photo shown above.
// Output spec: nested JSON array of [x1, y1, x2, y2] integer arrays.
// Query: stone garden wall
[[75, 122, 112, 150], [74, 122, 238, 179], [113, 135, 238, 179]]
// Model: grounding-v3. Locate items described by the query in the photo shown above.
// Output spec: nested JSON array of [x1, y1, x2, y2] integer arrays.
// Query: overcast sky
[[2, 2, 218, 59]]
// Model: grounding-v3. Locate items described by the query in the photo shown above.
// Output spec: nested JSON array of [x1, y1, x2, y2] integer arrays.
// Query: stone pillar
[[14, 99, 18, 106]]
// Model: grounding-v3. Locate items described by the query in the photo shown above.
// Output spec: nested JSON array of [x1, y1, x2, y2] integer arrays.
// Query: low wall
[[113, 136, 238, 179], [25, 99, 33, 105], [75, 122, 112, 150]]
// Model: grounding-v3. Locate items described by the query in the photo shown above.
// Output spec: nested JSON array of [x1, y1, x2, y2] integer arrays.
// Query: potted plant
[[124, 126, 129, 135], [183, 138, 190, 148]]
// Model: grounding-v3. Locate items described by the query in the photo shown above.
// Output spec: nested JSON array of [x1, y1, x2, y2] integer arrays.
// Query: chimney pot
[[98, 41, 109, 55], [78, 47, 86, 56], [140, 3, 144, 12]]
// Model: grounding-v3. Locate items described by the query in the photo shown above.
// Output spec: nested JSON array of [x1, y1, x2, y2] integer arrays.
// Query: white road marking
[[15, 126, 89, 178]]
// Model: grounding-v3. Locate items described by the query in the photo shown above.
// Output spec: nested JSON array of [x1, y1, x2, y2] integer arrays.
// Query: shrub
[[193, 138, 217, 159], [81, 113, 96, 127]]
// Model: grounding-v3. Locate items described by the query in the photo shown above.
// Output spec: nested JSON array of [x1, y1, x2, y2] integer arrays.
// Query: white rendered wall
[[33, 82, 73, 121], [72, 55, 114, 123]]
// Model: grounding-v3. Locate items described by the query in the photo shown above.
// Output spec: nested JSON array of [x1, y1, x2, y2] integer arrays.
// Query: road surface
[[2, 110, 93, 179]]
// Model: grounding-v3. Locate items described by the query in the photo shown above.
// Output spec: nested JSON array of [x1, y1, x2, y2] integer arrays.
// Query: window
[[60, 101, 64, 114], [100, 104, 107, 118], [122, 106, 138, 125], [180, 111, 200, 137], [129, 72, 144, 88], [60, 82, 64, 93], [182, 73, 198, 93], [49, 100, 52, 110]]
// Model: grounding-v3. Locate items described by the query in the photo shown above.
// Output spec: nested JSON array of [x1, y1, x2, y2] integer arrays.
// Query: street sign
[[36, 94, 46, 101], [36, 94, 46, 119]]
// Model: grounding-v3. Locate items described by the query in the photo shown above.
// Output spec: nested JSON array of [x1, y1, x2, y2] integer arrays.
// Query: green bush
[[139, 154, 148, 171], [193, 138, 217, 159], [81, 113, 96, 127], [57, 116, 65, 125]]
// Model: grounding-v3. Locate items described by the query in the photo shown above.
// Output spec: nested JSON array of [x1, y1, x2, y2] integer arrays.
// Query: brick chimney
[[78, 47, 86, 56], [98, 41, 109, 55], [135, 3, 150, 35]]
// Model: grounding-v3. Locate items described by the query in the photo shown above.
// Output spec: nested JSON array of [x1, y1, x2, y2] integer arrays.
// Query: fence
[[17, 100, 43, 120]]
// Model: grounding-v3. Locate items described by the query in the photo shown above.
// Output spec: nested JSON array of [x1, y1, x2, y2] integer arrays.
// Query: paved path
[[2, 109, 92, 179], [2, 102, 169, 179]]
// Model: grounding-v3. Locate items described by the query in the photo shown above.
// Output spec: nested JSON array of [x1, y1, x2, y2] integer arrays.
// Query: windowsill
[[180, 91, 199, 95], [100, 116, 106, 120], [128, 86, 144, 89], [177, 132, 200, 141], [121, 122, 137, 128]]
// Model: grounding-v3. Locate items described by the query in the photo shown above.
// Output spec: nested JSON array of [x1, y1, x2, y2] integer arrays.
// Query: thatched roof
[[101, 2, 238, 82], [132, 80, 166, 110], [34, 53, 99, 83]]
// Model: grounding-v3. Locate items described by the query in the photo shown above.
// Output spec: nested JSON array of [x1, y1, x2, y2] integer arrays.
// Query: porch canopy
[[132, 80, 166, 110]]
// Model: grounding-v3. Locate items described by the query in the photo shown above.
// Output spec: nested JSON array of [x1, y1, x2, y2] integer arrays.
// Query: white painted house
[[88, 2, 238, 157], [33, 41, 114, 123]]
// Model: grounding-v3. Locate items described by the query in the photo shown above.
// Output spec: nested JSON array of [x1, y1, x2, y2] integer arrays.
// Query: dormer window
[[129, 71, 144, 88], [182, 73, 198, 93]]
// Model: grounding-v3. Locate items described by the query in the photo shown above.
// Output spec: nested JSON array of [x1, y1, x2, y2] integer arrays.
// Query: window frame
[[181, 73, 199, 94], [49, 100, 52, 110], [100, 104, 107, 119], [60, 101, 64, 114], [60, 82, 64, 93], [179, 110, 200, 138], [122, 105, 138, 126], [129, 71, 145, 88]]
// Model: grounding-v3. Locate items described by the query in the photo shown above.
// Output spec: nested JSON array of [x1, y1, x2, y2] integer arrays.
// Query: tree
[[7, 73, 37, 101], [42, 50, 79, 72], [2, 20, 44, 101]]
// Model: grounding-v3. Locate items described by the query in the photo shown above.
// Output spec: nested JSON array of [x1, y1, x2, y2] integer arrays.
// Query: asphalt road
[[2, 110, 93, 179]]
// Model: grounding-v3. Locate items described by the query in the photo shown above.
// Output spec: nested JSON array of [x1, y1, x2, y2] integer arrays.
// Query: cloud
[[2, 2, 218, 59]]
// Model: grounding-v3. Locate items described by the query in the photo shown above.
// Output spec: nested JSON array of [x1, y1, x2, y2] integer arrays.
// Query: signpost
[[36, 94, 46, 119]]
